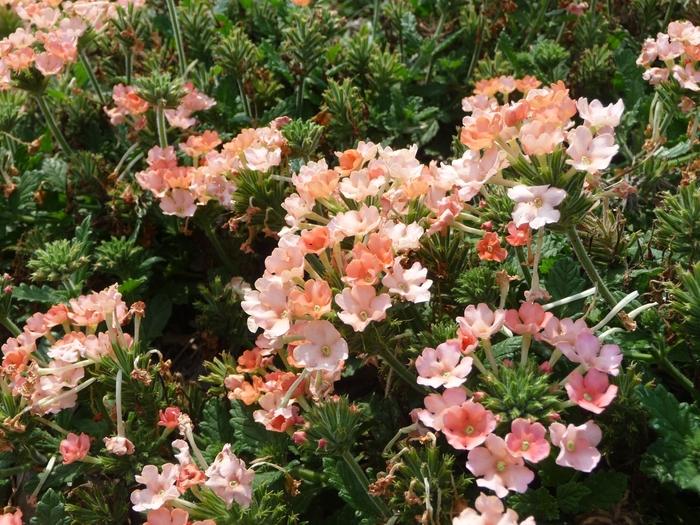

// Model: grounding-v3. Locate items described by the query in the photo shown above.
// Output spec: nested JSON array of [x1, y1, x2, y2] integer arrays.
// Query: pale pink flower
[[452, 493, 535, 525], [34, 52, 64, 75], [415, 387, 469, 431], [104, 436, 135, 456], [565, 369, 618, 414], [379, 221, 424, 252], [382, 259, 432, 303], [505, 302, 553, 336], [130, 463, 180, 511], [441, 400, 497, 450], [293, 320, 348, 371], [549, 421, 602, 472], [557, 332, 622, 375], [242, 277, 290, 337], [505, 419, 550, 463], [576, 98, 624, 131], [339, 169, 386, 201], [144, 508, 190, 525], [456, 304, 505, 340], [667, 21, 700, 45], [636, 38, 659, 66], [335, 285, 391, 332], [416, 341, 473, 388], [566, 126, 619, 174], [519, 120, 566, 155], [642, 67, 670, 85], [507, 185, 567, 230], [328, 205, 382, 240], [180, 83, 216, 112], [253, 390, 300, 432], [159, 189, 198, 217], [205, 444, 254, 509], [467, 434, 535, 498], [672, 63, 700, 91], [655, 33, 684, 61], [0, 509, 22, 525], [59, 432, 90, 464], [538, 316, 591, 347], [165, 106, 197, 129]]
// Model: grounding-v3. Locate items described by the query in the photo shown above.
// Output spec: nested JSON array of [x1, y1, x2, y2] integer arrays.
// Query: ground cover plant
[[0, 0, 699, 523]]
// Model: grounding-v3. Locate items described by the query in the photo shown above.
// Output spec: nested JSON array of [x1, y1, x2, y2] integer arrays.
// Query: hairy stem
[[0, 316, 21, 337], [79, 48, 107, 106], [35, 95, 72, 156], [155, 104, 168, 148], [165, 0, 187, 76]]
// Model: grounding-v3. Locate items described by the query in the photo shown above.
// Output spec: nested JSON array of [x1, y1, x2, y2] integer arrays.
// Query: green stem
[[660, 356, 699, 402], [202, 223, 236, 274], [567, 226, 618, 311], [291, 467, 327, 484], [375, 341, 426, 395], [372, 0, 380, 42], [34, 95, 72, 156], [0, 316, 21, 337], [515, 246, 532, 286], [296, 77, 306, 118], [481, 338, 499, 376], [79, 48, 107, 106], [424, 10, 445, 84], [155, 104, 168, 148], [340, 450, 391, 519], [165, 0, 187, 76], [125, 50, 133, 85], [520, 333, 532, 367], [235, 79, 250, 119]]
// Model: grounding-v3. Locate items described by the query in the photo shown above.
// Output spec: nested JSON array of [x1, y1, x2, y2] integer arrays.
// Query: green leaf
[[579, 471, 628, 511], [508, 487, 559, 521], [140, 292, 172, 343], [556, 481, 592, 514], [636, 385, 700, 493], [228, 401, 288, 458], [30, 489, 70, 525], [199, 398, 234, 458], [12, 283, 66, 304]]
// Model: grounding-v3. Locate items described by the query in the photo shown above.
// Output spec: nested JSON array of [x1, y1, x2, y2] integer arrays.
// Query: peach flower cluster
[[412, 299, 621, 499], [135, 120, 287, 217], [0, 284, 137, 416], [0, 1, 144, 88], [105, 82, 216, 129], [638, 20, 700, 91], [460, 79, 623, 176]]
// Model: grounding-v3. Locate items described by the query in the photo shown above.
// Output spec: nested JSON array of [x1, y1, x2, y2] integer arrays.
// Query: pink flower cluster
[[460, 78, 623, 176], [412, 300, 622, 499], [105, 82, 216, 129], [638, 20, 700, 91], [1, 284, 136, 415], [135, 120, 287, 217], [131, 441, 253, 518], [453, 492, 534, 525], [0, 1, 144, 88]]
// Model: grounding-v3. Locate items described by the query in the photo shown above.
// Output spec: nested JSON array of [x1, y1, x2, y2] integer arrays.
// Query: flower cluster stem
[[165, 0, 187, 76], [79, 49, 107, 106], [155, 104, 168, 148], [35, 95, 72, 156], [0, 316, 21, 337], [374, 340, 426, 395]]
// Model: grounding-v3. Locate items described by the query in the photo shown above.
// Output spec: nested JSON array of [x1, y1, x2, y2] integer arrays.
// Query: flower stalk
[[79, 48, 107, 106], [34, 95, 73, 156], [165, 0, 187, 76]]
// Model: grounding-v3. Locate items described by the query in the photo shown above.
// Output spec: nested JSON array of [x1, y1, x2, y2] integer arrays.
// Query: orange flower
[[477, 232, 507, 262]]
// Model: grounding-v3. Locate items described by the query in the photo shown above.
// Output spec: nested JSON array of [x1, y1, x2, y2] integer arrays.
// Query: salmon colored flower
[[565, 369, 618, 414], [505, 222, 530, 246], [460, 112, 503, 151], [144, 508, 189, 525], [505, 418, 550, 463], [505, 302, 553, 336], [477, 232, 508, 262], [466, 434, 535, 497], [59, 432, 90, 464], [416, 341, 473, 388], [288, 279, 332, 319], [415, 387, 469, 431], [158, 407, 182, 429], [549, 421, 602, 472], [177, 463, 205, 493], [0, 509, 22, 525], [441, 400, 497, 450], [300, 226, 331, 254]]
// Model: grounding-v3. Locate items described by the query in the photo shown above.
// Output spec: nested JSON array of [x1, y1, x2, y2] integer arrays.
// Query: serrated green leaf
[[30, 489, 70, 525], [556, 481, 592, 514]]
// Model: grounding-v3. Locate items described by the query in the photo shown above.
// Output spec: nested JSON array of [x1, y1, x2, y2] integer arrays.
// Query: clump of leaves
[[655, 182, 700, 262]]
